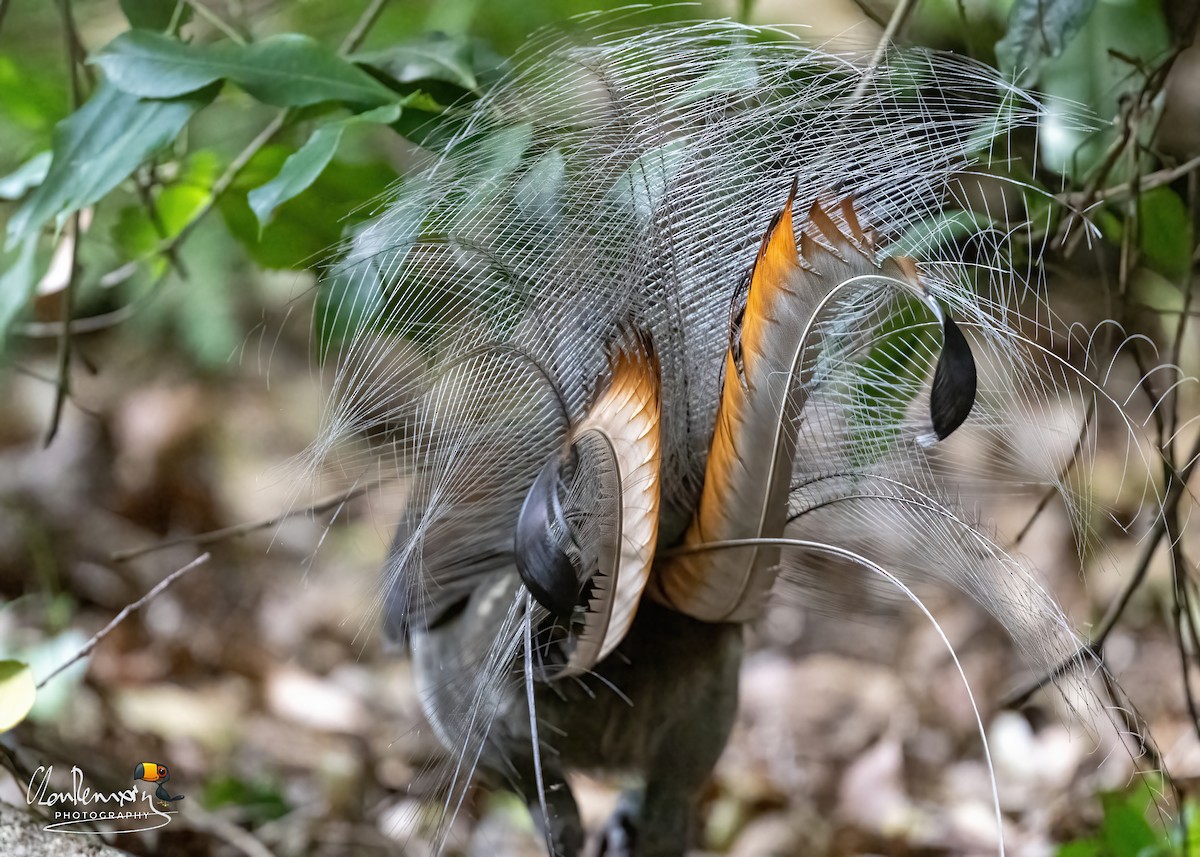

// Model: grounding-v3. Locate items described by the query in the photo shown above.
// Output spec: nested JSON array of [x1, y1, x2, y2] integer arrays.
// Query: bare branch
[[1011, 400, 1096, 548], [43, 0, 87, 447], [36, 554, 211, 689], [111, 481, 378, 562], [1062, 153, 1200, 208], [182, 0, 247, 45], [42, 212, 83, 447]]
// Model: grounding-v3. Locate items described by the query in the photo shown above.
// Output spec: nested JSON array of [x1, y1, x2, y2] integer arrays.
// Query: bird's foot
[[595, 798, 638, 857]]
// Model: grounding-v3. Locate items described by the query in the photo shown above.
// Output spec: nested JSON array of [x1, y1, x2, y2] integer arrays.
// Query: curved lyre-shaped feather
[[517, 334, 662, 676], [566, 336, 661, 670], [653, 190, 941, 622]]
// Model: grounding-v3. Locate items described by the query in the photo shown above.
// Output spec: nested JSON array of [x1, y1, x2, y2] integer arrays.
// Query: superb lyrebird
[[308, 17, 1161, 857]]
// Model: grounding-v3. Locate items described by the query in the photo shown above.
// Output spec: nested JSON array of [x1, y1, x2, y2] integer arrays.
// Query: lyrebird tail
[[304, 16, 1176, 854]]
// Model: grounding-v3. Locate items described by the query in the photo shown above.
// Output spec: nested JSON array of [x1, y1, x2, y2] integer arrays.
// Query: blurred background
[[1, 0, 1199, 854]]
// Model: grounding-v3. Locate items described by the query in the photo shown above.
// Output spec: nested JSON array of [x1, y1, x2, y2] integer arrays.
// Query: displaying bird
[[306, 16, 1173, 857]]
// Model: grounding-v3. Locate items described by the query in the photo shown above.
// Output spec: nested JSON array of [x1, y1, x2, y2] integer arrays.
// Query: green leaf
[[514, 147, 565, 222], [119, 0, 187, 30], [469, 123, 533, 200], [202, 774, 291, 822], [113, 204, 165, 272], [179, 148, 223, 188], [93, 31, 398, 108], [315, 256, 386, 350], [996, 0, 1098, 82], [0, 151, 51, 201], [7, 81, 212, 246], [314, 175, 434, 352], [1099, 791, 1159, 857], [1034, 0, 1168, 178], [0, 235, 40, 351], [607, 139, 687, 224], [1138, 187, 1193, 283], [112, 155, 214, 288], [112, 148, 218, 269], [356, 35, 479, 91], [219, 145, 397, 270], [1131, 267, 1184, 316], [0, 56, 70, 141], [158, 183, 211, 235], [0, 660, 36, 732], [668, 39, 758, 108], [14, 630, 88, 722], [886, 209, 992, 258], [248, 103, 401, 229], [172, 217, 239, 367]]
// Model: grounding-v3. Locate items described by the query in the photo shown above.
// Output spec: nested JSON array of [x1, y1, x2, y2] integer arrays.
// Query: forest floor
[[0, 293, 1197, 857]]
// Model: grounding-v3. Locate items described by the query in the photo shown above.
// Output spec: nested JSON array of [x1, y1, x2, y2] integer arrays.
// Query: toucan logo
[[133, 762, 185, 808], [25, 762, 181, 834]]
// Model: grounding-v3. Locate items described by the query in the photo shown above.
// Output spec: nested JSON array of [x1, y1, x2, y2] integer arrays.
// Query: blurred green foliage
[[0, 0, 707, 363], [0, 0, 1191, 365], [1058, 779, 1200, 857]]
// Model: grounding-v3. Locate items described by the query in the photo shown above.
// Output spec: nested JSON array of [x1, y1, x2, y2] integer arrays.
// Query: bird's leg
[[596, 789, 639, 857], [582, 601, 742, 857], [636, 631, 740, 856]]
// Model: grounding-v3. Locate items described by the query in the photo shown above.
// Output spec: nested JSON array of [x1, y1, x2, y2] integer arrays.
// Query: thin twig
[[736, 0, 758, 23], [181, 803, 276, 857], [9, 362, 103, 419], [43, 211, 82, 446], [1058, 51, 1180, 254], [13, 111, 288, 343], [16, 287, 158, 338], [168, 0, 188, 34], [1024, 453, 1198, 702], [111, 481, 378, 562], [1062, 153, 1200, 209], [1011, 399, 1096, 547], [36, 554, 211, 689], [44, 0, 86, 447], [1126, 301, 1200, 318], [182, 0, 247, 45], [134, 166, 189, 280], [1168, 171, 1197, 467], [1168, 169, 1198, 743], [1170, 538, 1200, 741], [169, 110, 290, 254], [20, 114, 269, 344], [340, 0, 390, 55], [56, 0, 82, 107], [848, 0, 888, 28], [1097, 667, 1161, 774], [851, 0, 920, 100]]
